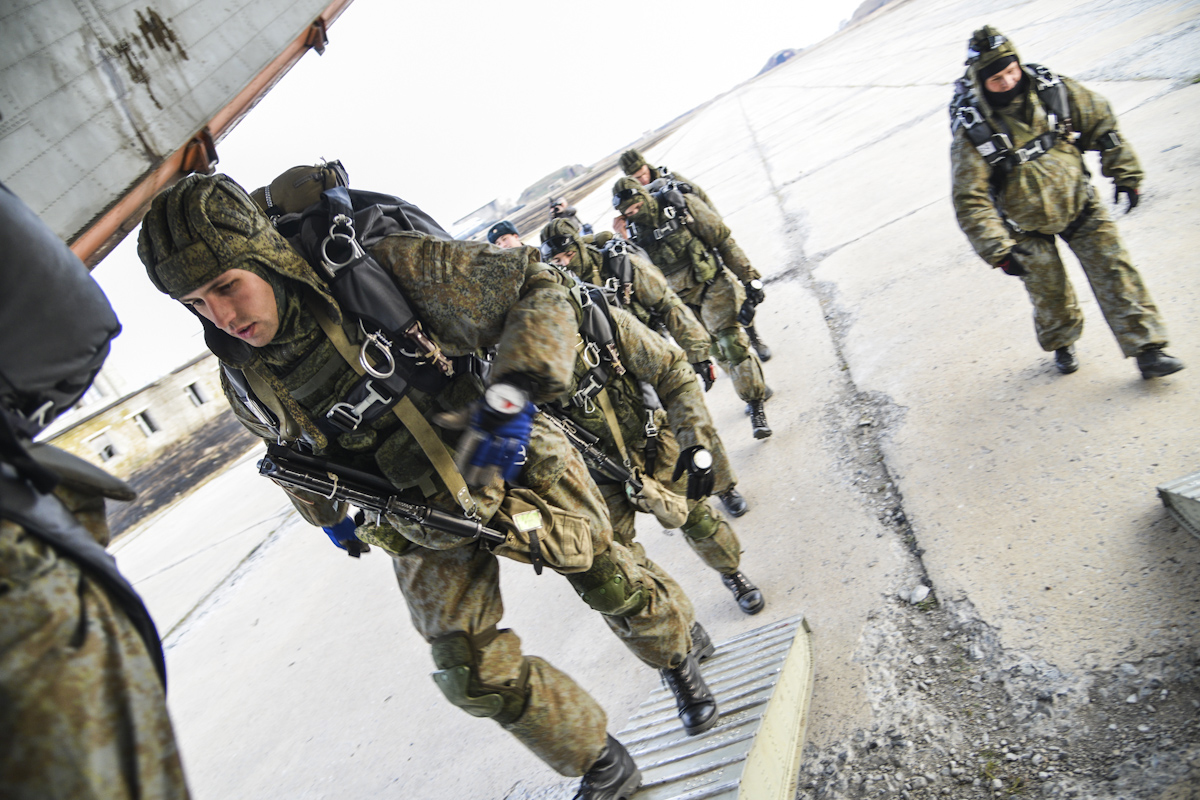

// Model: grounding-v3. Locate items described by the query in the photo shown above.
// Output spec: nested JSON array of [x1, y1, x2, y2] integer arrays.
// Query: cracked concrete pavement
[[119, 1, 1199, 797]]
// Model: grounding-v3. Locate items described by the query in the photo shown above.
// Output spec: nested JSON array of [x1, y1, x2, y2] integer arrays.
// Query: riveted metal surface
[[616, 615, 813, 800], [1158, 471, 1200, 541]]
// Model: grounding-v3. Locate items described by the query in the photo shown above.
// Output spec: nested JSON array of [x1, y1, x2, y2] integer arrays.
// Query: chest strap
[[308, 300, 479, 520]]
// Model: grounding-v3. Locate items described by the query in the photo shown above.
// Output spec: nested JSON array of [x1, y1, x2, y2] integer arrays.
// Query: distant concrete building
[[40, 353, 231, 479]]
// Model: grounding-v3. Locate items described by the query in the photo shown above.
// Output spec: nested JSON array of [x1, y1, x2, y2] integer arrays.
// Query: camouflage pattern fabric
[[0, 486, 189, 800], [541, 218, 712, 365], [556, 305, 743, 572], [618, 149, 717, 212], [617, 184, 767, 403], [140, 175, 698, 778], [950, 48, 1165, 356], [1010, 202, 1167, 355]]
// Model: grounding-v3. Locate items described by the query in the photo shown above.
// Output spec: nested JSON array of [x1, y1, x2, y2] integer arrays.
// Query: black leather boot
[[718, 487, 749, 517], [1136, 346, 1184, 379], [721, 570, 765, 615], [748, 401, 772, 439], [661, 653, 719, 735], [1054, 345, 1078, 374], [746, 325, 772, 362], [574, 734, 641, 800], [744, 385, 774, 415], [691, 621, 715, 662]]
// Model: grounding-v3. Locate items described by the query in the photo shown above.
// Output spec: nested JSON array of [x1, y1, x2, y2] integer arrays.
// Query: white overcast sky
[[93, 0, 863, 389]]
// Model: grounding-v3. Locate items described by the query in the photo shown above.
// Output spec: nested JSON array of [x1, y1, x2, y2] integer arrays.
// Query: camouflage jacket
[[951, 71, 1143, 265], [570, 242, 712, 364], [223, 235, 580, 528], [634, 195, 760, 291], [554, 305, 723, 476]]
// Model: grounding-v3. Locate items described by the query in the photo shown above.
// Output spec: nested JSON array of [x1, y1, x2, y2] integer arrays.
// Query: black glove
[[738, 279, 765, 326], [1114, 185, 1139, 214], [671, 445, 714, 500], [693, 360, 715, 391], [995, 245, 1031, 277]]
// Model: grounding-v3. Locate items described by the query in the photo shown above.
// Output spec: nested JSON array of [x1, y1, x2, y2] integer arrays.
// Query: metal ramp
[[1159, 471, 1200, 541], [617, 615, 814, 800]]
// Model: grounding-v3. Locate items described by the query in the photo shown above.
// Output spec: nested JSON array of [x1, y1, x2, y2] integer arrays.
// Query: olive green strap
[[595, 387, 633, 468], [308, 301, 479, 519], [244, 368, 301, 442]]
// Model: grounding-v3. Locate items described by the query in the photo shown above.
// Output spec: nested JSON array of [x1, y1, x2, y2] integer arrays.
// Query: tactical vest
[[628, 182, 718, 285], [950, 64, 1079, 185]]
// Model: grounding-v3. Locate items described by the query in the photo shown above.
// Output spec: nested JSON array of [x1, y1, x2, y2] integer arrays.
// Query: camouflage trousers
[[1014, 203, 1168, 357], [0, 517, 189, 800], [677, 268, 768, 403], [598, 416, 742, 576], [385, 415, 696, 777]]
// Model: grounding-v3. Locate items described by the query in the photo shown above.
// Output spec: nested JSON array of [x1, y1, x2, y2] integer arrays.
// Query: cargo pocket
[[490, 487, 593, 574]]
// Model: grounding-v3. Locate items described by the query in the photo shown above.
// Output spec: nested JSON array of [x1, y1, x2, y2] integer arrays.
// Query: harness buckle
[[1015, 138, 1046, 164], [644, 419, 658, 440], [573, 372, 604, 411], [957, 105, 985, 130], [320, 214, 365, 276], [662, 205, 676, 221], [326, 379, 391, 433]]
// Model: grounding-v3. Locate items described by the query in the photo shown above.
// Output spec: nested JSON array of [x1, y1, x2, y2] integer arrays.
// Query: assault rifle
[[539, 407, 642, 493], [258, 444, 507, 545]]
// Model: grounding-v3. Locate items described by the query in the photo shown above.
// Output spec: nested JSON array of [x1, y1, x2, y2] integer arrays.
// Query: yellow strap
[[307, 301, 478, 519], [595, 387, 632, 467]]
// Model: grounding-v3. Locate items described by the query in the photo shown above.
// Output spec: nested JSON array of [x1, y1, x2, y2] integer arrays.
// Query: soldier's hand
[[743, 279, 766, 306], [995, 245, 1030, 277], [693, 360, 716, 391], [322, 516, 369, 558], [455, 383, 534, 487], [672, 446, 715, 501], [1114, 185, 1139, 214], [612, 216, 628, 239]]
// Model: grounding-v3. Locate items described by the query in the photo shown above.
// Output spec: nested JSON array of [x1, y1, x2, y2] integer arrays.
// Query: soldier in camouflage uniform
[[1, 184, 190, 800], [539, 217, 752, 519], [551, 196, 592, 236], [613, 176, 774, 439], [543, 275, 767, 617], [951, 26, 1183, 379], [619, 150, 773, 363], [137, 173, 715, 798]]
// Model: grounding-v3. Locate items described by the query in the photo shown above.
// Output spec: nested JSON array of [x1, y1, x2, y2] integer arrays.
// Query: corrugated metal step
[[1159, 471, 1200, 541], [617, 615, 814, 800]]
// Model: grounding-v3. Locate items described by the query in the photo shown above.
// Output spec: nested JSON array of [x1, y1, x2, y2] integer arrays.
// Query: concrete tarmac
[[118, 0, 1200, 797]]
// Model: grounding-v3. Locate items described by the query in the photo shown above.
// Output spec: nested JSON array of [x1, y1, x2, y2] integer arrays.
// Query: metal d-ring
[[359, 328, 396, 379]]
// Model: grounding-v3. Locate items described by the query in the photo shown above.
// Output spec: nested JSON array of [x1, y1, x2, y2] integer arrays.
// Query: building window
[[87, 431, 119, 462], [184, 382, 209, 407], [132, 411, 159, 437]]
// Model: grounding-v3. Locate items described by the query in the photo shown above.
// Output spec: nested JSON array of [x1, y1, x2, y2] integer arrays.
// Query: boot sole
[[1141, 364, 1184, 379], [753, 428, 773, 440], [613, 767, 642, 800]]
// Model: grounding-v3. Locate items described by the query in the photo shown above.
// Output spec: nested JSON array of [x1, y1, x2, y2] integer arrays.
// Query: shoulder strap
[[308, 299, 479, 519]]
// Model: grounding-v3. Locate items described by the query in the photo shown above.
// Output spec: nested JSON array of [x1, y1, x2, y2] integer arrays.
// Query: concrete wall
[[47, 353, 229, 478]]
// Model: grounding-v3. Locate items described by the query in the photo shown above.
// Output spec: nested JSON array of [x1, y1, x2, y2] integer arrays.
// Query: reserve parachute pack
[[949, 63, 1079, 183]]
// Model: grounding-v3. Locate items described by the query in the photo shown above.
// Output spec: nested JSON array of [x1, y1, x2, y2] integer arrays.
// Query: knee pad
[[430, 629, 530, 724], [567, 552, 647, 617], [682, 502, 720, 541], [715, 328, 752, 366]]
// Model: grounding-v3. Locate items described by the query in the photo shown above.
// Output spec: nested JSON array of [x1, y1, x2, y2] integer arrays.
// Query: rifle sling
[[595, 388, 633, 470], [307, 300, 479, 519]]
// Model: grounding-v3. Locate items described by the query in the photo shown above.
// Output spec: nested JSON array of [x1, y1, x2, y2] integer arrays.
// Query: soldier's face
[[180, 268, 279, 347], [622, 201, 643, 219], [549, 249, 575, 268], [632, 165, 652, 185], [494, 233, 522, 248], [984, 61, 1022, 93]]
